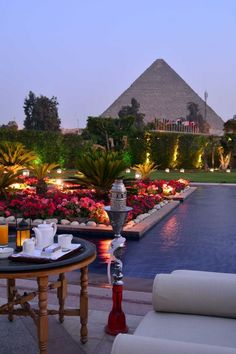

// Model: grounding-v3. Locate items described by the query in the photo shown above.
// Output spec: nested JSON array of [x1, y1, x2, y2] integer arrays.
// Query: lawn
[[150, 170, 236, 183], [50, 169, 236, 184]]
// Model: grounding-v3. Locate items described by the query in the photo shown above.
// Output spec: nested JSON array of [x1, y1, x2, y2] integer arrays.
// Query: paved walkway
[[0, 278, 152, 354]]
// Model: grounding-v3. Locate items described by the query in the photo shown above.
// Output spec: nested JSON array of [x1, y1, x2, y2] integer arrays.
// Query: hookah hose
[[107, 236, 126, 284]]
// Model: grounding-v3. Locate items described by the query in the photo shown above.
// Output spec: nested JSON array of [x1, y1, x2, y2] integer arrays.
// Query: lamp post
[[104, 179, 132, 335]]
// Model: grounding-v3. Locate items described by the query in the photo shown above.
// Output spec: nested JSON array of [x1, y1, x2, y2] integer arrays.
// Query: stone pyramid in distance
[[101, 59, 224, 135]]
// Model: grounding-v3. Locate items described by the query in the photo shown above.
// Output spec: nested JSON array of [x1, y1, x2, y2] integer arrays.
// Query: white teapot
[[32, 221, 57, 250]]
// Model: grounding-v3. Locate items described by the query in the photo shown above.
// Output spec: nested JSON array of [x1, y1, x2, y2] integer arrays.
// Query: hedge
[[0, 129, 221, 169]]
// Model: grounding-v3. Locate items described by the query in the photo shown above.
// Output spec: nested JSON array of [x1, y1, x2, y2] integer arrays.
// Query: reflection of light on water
[[161, 216, 180, 248], [97, 239, 112, 264]]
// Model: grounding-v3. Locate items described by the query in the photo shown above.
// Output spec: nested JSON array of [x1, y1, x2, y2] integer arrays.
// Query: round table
[[0, 238, 96, 354]]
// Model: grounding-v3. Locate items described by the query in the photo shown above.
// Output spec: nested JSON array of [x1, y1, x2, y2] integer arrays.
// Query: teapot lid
[[38, 221, 52, 228], [24, 238, 34, 243]]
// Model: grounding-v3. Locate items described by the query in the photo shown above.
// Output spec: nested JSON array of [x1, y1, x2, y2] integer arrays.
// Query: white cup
[[58, 234, 73, 250], [23, 239, 35, 254]]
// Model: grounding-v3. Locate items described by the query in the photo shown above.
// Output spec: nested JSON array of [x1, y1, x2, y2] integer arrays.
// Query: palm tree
[[0, 168, 20, 198], [71, 151, 128, 197], [29, 162, 59, 194], [0, 141, 37, 172], [218, 136, 233, 170], [205, 136, 220, 169], [133, 160, 157, 180]]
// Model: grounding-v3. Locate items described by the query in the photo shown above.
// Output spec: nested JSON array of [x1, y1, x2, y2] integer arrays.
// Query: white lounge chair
[[111, 270, 236, 354]]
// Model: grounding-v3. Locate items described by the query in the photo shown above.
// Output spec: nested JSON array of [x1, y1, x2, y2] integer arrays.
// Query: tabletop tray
[[9, 243, 83, 264]]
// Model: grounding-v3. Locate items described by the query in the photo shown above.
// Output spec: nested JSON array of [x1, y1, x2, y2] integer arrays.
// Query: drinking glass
[[0, 224, 8, 247]]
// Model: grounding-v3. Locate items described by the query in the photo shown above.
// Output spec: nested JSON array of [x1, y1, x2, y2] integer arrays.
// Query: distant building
[[101, 59, 224, 135], [61, 128, 83, 135]]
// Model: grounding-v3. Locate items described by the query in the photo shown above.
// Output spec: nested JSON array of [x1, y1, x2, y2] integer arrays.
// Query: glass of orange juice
[[0, 223, 8, 246]]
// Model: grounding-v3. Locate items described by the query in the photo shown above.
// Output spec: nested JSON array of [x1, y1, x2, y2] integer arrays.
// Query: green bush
[[72, 150, 128, 196], [0, 129, 84, 168]]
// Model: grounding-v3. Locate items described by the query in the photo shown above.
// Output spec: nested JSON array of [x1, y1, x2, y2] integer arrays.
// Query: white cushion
[[152, 273, 236, 318], [111, 334, 236, 354], [135, 310, 236, 348], [172, 270, 236, 279]]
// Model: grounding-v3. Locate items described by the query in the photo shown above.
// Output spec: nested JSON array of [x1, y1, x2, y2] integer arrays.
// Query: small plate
[[0, 247, 14, 259]]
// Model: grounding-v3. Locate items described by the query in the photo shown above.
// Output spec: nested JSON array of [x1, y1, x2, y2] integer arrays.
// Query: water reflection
[[95, 239, 111, 264], [84, 186, 236, 278], [160, 215, 180, 249]]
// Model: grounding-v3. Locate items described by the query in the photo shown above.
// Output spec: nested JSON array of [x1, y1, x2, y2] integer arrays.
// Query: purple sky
[[0, 0, 235, 128]]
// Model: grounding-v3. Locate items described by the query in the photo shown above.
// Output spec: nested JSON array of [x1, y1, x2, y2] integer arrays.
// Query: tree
[[0, 120, 18, 130], [0, 141, 37, 172], [0, 168, 21, 199], [186, 102, 210, 133], [118, 98, 145, 130], [133, 160, 157, 180], [29, 162, 58, 195], [218, 135, 233, 170], [23, 91, 61, 131], [71, 150, 128, 197], [84, 116, 135, 150], [224, 115, 236, 133], [204, 135, 220, 169], [84, 117, 115, 150]]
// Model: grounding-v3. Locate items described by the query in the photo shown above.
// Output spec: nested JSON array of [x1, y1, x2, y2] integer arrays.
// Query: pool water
[[85, 186, 236, 278]]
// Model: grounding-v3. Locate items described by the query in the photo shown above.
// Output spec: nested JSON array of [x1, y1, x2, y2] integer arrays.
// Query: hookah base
[[105, 284, 128, 335], [105, 314, 129, 336]]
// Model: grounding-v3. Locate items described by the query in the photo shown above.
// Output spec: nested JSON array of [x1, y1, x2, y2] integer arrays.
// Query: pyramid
[[101, 59, 224, 135]]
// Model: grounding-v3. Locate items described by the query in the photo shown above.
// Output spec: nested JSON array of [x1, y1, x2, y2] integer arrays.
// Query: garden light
[[55, 178, 63, 187], [56, 168, 62, 174], [180, 168, 185, 173], [226, 169, 231, 173], [22, 169, 30, 177], [210, 168, 214, 172], [125, 168, 131, 174], [165, 168, 170, 173], [135, 172, 141, 179], [11, 183, 21, 189]]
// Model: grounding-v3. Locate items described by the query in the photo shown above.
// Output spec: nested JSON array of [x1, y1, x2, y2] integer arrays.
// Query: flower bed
[[0, 179, 189, 226]]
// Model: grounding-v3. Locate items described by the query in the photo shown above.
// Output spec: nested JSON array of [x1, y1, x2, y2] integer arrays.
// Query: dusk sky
[[0, 0, 235, 128]]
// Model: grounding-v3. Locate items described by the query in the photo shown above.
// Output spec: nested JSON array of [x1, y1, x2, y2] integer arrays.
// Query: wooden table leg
[[80, 266, 88, 344], [57, 273, 67, 323], [7, 278, 15, 322], [37, 276, 48, 354]]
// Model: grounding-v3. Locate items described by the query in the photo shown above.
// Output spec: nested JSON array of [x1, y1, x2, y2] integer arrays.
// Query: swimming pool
[[85, 185, 236, 278]]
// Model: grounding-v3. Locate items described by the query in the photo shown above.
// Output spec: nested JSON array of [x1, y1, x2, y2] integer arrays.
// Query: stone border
[[165, 186, 197, 202], [58, 187, 196, 239], [123, 200, 180, 239], [52, 200, 181, 240]]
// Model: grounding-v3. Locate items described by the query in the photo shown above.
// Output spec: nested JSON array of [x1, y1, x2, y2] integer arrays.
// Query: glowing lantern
[[16, 219, 31, 251]]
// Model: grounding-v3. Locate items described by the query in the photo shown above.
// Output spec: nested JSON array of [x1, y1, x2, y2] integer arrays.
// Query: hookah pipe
[[105, 234, 128, 335], [107, 236, 126, 285], [104, 179, 131, 335]]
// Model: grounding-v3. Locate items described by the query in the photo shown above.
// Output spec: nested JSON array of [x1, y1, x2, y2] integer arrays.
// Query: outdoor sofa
[[111, 270, 236, 354]]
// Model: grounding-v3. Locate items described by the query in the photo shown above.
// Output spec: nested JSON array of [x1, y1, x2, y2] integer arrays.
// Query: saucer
[[0, 247, 14, 259]]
